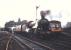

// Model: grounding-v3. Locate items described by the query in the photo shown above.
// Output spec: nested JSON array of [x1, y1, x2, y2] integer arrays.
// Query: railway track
[[7, 38, 30, 50], [16, 32, 71, 50], [30, 33, 71, 50], [14, 32, 71, 50], [14, 34, 54, 50]]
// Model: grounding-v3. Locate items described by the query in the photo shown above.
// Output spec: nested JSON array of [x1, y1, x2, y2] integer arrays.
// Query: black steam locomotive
[[30, 10, 62, 38]]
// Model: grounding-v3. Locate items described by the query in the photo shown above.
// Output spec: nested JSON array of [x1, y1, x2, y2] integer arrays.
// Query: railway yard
[[0, 31, 71, 50], [0, 0, 71, 50]]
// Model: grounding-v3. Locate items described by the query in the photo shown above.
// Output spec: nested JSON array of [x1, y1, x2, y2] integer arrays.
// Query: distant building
[[18, 18, 21, 23], [5, 18, 28, 28]]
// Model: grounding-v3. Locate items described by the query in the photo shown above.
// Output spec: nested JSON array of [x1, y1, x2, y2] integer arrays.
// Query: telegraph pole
[[34, 6, 39, 28], [36, 6, 39, 22]]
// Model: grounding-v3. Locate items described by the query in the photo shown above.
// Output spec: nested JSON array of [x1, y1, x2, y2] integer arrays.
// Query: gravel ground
[[0, 31, 28, 50], [0, 31, 11, 50]]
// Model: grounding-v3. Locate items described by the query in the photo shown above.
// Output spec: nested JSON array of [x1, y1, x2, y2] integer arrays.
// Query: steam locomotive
[[33, 10, 62, 37], [33, 20, 62, 38]]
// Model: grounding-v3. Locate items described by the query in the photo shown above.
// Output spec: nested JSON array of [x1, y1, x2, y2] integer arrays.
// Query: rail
[[14, 34, 55, 50]]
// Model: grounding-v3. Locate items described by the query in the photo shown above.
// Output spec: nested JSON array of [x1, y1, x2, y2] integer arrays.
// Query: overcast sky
[[0, 0, 71, 27]]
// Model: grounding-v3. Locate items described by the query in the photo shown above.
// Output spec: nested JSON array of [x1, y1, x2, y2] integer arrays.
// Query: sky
[[0, 0, 71, 27]]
